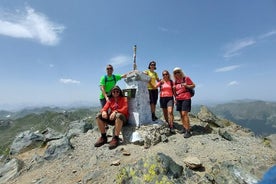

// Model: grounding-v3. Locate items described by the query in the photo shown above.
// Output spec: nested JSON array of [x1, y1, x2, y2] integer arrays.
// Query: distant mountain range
[[1, 99, 276, 139], [192, 100, 276, 136]]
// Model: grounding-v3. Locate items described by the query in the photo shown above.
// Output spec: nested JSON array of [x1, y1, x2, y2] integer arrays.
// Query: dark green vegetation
[[0, 107, 100, 155], [193, 100, 276, 136]]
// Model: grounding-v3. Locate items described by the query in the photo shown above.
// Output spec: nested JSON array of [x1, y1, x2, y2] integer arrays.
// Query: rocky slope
[[1, 106, 276, 184]]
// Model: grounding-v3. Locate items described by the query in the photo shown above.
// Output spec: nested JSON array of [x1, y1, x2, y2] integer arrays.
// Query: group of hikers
[[95, 61, 196, 149]]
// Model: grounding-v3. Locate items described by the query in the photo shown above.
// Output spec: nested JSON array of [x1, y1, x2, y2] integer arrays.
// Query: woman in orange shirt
[[95, 85, 128, 149]]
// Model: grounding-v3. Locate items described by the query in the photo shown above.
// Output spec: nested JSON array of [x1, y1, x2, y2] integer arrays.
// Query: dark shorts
[[176, 99, 191, 112], [160, 97, 174, 108], [96, 112, 127, 126], [148, 89, 158, 105]]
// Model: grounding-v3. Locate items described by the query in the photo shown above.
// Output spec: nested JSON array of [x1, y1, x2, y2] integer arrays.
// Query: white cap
[[173, 67, 182, 72]]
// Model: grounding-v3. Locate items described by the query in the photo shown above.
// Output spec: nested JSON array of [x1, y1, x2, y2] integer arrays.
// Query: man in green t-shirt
[[99, 64, 127, 107]]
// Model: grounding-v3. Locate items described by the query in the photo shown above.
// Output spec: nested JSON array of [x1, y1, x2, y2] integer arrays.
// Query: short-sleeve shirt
[[101, 96, 129, 119], [144, 70, 159, 90], [174, 76, 193, 100], [156, 80, 174, 97], [99, 74, 122, 99]]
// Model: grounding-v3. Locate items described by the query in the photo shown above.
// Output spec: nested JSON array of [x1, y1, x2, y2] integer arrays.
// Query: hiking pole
[[133, 45, 137, 70]]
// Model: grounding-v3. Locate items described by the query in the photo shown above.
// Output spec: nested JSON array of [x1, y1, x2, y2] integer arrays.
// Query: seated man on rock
[[95, 85, 128, 149]]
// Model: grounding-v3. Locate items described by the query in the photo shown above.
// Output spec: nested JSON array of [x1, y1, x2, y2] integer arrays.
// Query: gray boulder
[[0, 158, 24, 184], [66, 120, 93, 139], [116, 152, 184, 183], [10, 130, 44, 155], [44, 136, 72, 160], [41, 127, 63, 142]]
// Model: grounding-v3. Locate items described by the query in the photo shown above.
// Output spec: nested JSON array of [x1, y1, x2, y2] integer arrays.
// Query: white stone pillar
[[124, 71, 152, 127]]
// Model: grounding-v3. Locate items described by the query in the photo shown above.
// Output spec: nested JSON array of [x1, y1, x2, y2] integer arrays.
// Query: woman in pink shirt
[[173, 67, 195, 138], [155, 70, 175, 133]]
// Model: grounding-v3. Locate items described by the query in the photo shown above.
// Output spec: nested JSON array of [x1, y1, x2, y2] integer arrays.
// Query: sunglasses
[[106, 68, 113, 70], [112, 90, 120, 93], [162, 73, 169, 76], [174, 71, 180, 74], [150, 64, 156, 66]]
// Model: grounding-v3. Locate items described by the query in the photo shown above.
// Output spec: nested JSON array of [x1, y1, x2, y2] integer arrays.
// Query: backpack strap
[[104, 75, 117, 85]]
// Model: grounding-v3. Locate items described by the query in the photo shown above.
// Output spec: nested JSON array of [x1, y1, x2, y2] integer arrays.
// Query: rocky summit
[[0, 106, 275, 184]]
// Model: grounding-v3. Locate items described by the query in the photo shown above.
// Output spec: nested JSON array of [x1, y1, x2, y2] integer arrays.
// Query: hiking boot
[[152, 115, 158, 121], [94, 137, 107, 147], [109, 137, 119, 149], [152, 113, 158, 121], [179, 128, 186, 134], [184, 131, 192, 138], [170, 127, 176, 134]]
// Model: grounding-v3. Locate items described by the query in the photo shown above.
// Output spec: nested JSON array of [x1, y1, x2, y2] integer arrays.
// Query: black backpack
[[184, 77, 195, 97]]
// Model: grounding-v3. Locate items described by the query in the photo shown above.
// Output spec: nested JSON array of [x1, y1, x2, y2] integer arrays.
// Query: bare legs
[[180, 111, 190, 130], [114, 118, 123, 137], [163, 106, 174, 128], [180, 111, 191, 138], [96, 117, 123, 136]]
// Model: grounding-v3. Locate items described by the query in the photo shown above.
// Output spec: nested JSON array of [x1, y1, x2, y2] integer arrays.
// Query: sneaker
[[109, 137, 119, 149], [94, 137, 107, 147], [184, 131, 192, 138]]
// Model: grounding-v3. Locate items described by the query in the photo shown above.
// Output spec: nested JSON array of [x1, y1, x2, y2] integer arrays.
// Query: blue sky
[[0, 1, 276, 110]]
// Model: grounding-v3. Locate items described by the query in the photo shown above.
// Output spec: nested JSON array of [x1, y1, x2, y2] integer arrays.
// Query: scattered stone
[[120, 147, 131, 156], [184, 156, 202, 169], [110, 159, 120, 166], [219, 129, 233, 141]]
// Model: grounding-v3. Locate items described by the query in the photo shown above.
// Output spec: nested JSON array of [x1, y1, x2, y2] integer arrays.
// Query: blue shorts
[[160, 97, 174, 108], [176, 99, 191, 112]]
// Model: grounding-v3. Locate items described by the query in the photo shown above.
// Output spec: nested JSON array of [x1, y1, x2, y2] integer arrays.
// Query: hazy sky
[[1, 1, 276, 109]]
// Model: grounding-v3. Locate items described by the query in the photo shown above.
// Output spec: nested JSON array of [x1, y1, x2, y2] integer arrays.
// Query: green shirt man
[[99, 64, 127, 107]]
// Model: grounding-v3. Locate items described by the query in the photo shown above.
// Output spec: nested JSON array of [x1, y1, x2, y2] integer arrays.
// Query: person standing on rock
[[173, 67, 195, 138], [99, 64, 127, 108], [144, 61, 160, 121], [95, 85, 128, 149], [155, 70, 175, 133]]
